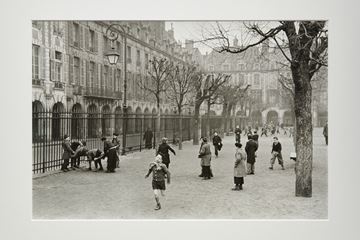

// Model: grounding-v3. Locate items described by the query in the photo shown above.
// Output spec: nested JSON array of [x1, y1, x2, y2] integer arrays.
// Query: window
[[145, 53, 149, 69], [136, 50, 141, 66], [238, 63, 245, 71], [89, 62, 95, 87], [253, 74, 260, 88], [89, 30, 95, 52], [53, 22, 62, 35], [116, 69, 122, 92], [222, 64, 229, 71], [55, 62, 61, 82], [209, 65, 214, 71], [73, 23, 80, 47], [55, 51, 62, 61], [103, 35, 109, 53], [74, 57, 80, 85], [127, 46, 132, 63], [104, 65, 109, 88], [32, 45, 40, 79], [238, 74, 245, 85], [32, 21, 41, 29], [116, 41, 122, 56]]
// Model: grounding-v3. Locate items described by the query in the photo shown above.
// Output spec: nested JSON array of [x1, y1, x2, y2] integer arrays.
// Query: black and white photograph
[[2, 0, 360, 239], [31, 20, 328, 219]]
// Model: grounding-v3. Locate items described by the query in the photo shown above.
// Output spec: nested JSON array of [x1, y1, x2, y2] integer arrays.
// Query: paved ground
[[32, 128, 327, 219]]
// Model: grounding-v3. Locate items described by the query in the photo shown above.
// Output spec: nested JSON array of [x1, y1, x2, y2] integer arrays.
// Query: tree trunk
[[156, 101, 161, 149], [206, 98, 211, 138], [178, 110, 183, 150], [294, 70, 313, 197], [193, 102, 201, 145], [220, 102, 227, 138]]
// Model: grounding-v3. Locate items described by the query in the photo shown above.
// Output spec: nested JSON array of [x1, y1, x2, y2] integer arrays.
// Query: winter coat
[[234, 148, 247, 177], [199, 142, 212, 166], [245, 139, 258, 164], [62, 141, 74, 160], [157, 143, 175, 164]]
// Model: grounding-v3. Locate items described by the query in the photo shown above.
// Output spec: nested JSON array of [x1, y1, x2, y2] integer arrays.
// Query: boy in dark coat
[[70, 140, 82, 169], [101, 137, 118, 173], [61, 135, 75, 172], [212, 132, 222, 157], [235, 125, 242, 143], [269, 136, 285, 170], [112, 133, 120, 168], [156, 138, 176, 169], [245, 135, 258, 175]]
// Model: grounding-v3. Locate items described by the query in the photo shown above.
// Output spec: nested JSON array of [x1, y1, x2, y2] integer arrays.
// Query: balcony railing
[[54, 81, 64, 89], [84, 86, 122, 99], [32, 78, 44, 86]]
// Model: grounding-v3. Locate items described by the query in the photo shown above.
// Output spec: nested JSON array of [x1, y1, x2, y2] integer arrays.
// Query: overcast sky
[[165, 21, 283, 55]]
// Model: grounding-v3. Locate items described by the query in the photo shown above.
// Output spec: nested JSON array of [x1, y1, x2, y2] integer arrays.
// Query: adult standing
[[143, 128, 153, 149], [112, 133, 121, 168], [156, 138, 176, 169], [234, 125, 242, 143], [323, 122, 328, 145], [61, 135, 75, 172], [198, 137, 212, 180], [245, 135, 258, 175], [101, 137, 117, 173], [212, 132, 222, 158], [232, 143, 247, 191]]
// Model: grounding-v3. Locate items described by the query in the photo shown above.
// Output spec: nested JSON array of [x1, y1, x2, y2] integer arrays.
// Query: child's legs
[[277, 152, 284, 165]]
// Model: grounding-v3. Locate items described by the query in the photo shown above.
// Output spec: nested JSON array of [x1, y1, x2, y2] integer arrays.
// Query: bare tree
[[201, 21, 328, 197], [191, 73, 229, 145], [138, 57, 174, 147], [166, 64, 197, 150]]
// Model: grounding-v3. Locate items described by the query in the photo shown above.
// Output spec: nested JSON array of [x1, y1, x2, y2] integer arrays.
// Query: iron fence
[[32, 110, 193, 174]]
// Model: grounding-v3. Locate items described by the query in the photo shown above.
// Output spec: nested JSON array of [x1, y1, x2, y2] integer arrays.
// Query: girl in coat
[[232, 143, 247, 191], [199, 137, 212, 180]]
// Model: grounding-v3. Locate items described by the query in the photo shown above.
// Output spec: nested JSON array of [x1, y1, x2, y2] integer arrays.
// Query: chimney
[[185, 39, 194, 50]]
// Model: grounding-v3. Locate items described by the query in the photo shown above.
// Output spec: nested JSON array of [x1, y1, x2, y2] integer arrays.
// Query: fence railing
[[32, 111, 193, 174]]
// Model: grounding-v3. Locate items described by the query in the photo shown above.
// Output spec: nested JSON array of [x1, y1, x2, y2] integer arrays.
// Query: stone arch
[[266, 110, 279, 125], [101, 105, 111, 136], [32, 100, 45, 142], [283, 110, 294, 126], [71, 103, 84, 139], [135, 107, 142, 133], [251, 110, 262, 127], [126, 106, 135, 134], [51, 102, 65, 140], [114, 106, 122, 135], [87, 104, 99, 138]]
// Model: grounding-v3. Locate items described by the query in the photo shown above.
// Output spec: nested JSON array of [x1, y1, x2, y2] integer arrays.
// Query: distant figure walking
[[145, 155, 170, 210], [235, 125, 242, 143], [245, 135, 258, 175], [212, 132, 222, 157], [232, 143, 247, 191], [61, 135, 75, 172], [323, 122, 328, 145], [143, 128, 153, 149], [269, 136, 285, 170], [157, 138, 176, 169]]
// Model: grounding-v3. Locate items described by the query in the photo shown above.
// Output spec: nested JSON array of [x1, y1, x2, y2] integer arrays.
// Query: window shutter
[[85, 29, 89, 50], [69, 55, 73, 84], [39, 46, 46, 80], [50, 50, 55, 81], [63, 54, 68, 83], [68, 22, 73, 45], [80, 59, 85, 86], [94, 32, 98, 52], [101, 65, 104, 88], [80, 26, 84, 49], [94, 63, 99, 88], [86, 61, 90, 87]]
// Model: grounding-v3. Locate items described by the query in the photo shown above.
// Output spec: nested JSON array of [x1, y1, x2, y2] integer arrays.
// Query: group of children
[[61, 133, 120, 173]]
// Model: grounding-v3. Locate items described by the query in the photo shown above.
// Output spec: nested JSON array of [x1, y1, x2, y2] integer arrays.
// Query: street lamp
[[105, 23, 128, 155]]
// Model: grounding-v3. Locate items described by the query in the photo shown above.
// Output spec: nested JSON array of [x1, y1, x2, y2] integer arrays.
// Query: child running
[[145, 155, 171, 210]]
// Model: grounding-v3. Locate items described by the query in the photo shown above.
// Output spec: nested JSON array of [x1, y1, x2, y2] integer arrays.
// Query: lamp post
[[105, 23, 128, 155]]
